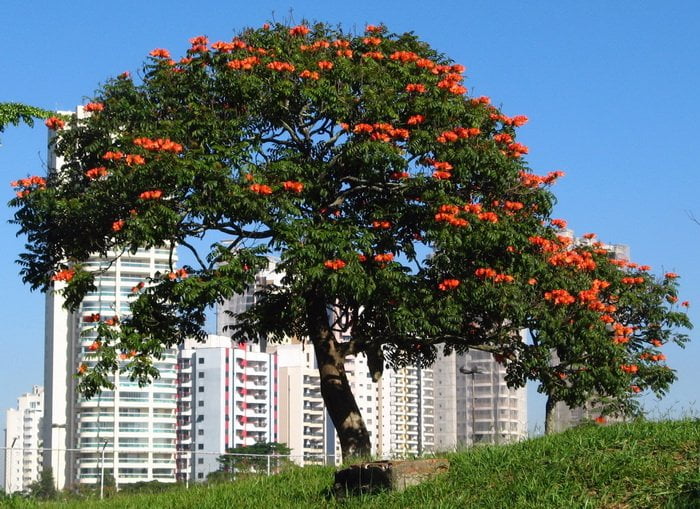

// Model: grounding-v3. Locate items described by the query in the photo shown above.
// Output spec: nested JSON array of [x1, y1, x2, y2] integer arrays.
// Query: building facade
[[3, 386, 44, 493], [433, 350, 527, 449], [43, 248, 179, 488], [177, 336, 276, 481]]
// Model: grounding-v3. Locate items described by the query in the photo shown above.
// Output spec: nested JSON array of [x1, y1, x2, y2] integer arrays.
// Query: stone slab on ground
[[333, 458, 449, 496]]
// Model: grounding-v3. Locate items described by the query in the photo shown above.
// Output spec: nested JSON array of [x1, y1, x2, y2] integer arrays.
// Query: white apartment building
[[178, 336, 276, 481], [433, 350, 527, 449], [44, 247, 179, 489], [3, 386, 44, 493]]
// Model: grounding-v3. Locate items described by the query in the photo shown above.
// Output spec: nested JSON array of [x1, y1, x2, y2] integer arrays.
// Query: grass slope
[[4, 419, 698, 509]]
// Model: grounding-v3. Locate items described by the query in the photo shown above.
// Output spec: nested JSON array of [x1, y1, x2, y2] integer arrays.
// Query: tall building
[[177, 335, 276, 481], [43, 248, 179, 488], [433, 350, 527, 449], [3, 386, 44, 493]]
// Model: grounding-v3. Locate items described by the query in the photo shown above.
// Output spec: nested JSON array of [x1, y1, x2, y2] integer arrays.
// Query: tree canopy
[[10, 22, 691, 457]]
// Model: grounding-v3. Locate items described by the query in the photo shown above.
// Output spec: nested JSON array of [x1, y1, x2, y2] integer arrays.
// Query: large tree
[[10, 22, 690, 458]]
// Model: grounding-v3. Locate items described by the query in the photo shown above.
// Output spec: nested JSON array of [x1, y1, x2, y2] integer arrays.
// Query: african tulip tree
[[10, 23, 690, 457]]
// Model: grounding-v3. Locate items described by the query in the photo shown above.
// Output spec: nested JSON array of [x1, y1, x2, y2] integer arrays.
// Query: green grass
[[4, 419, 698, 508]]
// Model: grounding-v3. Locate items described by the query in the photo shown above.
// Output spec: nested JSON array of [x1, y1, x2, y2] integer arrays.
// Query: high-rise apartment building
[[433, 350, 527, 449], [3, 386, 44, 493], [44, 248, 179, 488], [177, 335, 276, 481]]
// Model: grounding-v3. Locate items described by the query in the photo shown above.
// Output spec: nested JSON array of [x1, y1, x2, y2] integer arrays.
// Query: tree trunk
[[307, 297, 372, 461], [544, 395, 557, 435]]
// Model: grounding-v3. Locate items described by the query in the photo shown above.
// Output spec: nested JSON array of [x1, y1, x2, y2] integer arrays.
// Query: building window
[[199, 372, 204, 379], [198, 472, 204, 479], [198, 401, 204, 407], [198, 444, 204, 450], [198, 358, 204, 364], [198, 429, 204, 436], [198, 458, 204, 464], [198, 386, 204, 393]]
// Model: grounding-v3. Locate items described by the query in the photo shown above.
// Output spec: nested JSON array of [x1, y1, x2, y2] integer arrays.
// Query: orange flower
[[438, 279, 460, 291], [84, 102, 104, 112], [126, 154, 146, 166], [282, 181, 304, 193], [594, 416, 606, 424], [630, 385, 642, 393], [102, 151, 124, 161], [267, 61, 296, 72], [620, 364, 639, 374], [363, 37, 382, 46], [139, 189, 163, 200], [85, 167, 109, 179], [149, 48, 171, 58], [664, 272, 679, 279], [405, 83, 427, 93], [362, 51, 385, 60], [112, 220, 125, 232], [84, 313, 101, 323], [544, 289, 576, 306], [528, 278, 537, 285], [227, 56, 260, 70], [52, 269, 76, 282], [681, 301, 690, 308], [372, 220, 391, 229], [323, 259, 346, 270], [317, 61, 334, 70], [299, 70, 320, 80], [365, 24, 383, 33], [88, 341, 101, 352], [45, 116, 65, 130], [373, 253, 394, 263], [470, 96, 491, 105], [289, 25, 311, 36], [406, 115, 425, 125], [77, 364, 88, 375], [249, 183, 273, 195]]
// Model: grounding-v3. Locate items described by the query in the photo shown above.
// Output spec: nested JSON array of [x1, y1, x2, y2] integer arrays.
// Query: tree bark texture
[[307, 297, 372, 460]]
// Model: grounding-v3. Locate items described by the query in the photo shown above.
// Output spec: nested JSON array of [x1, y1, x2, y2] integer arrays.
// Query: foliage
[[215, 441, 293, 477], [0, 103, 56, 133], [26, 467, 58, 500], [9, 22, 691, 455]]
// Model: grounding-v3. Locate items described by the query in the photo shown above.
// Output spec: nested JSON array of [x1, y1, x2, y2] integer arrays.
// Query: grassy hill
[[4, 419, 698, 508]]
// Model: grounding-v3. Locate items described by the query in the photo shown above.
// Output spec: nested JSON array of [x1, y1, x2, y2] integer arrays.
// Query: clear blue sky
[[1, 1, 698, 432]]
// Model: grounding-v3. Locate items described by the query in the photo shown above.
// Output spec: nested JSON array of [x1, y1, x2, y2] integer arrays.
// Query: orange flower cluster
[[577, 279, 612, 310], [85, 167, 109, 179], [289, 25, 311, 36], [227, 56, 260, 70], [131, 281, 145, 293], [374, 253, 394, 263], [406, 115, 425, 125], [104, 316, 119, 326], [365, 25, 383, 33], [390, 171, 410, 179], [372, 220, 391, 229], [550, 219, 567, 229], [324, 259, 346, 270], [45, 116, 65, 130], [112, 220, 125, 232], [547, 249, 596, 271], [650, 339, 663, 347], [167, 268, 189, 280], [317, 60, 334, 70], [503, 201, 524, 212], [477, 212, 499, 223], [390, 51, 420, 63], [436, 127, 480, 143], [363, 36, 382, 46], [438, 279, 461, 291], [336, 49, 353, 58], [212, 40, 242, 52], [249, 184, 273, 195], [463, 203, 483, 214], [84, 102, 104, 112], [88, 341, 102, 352], [630, 385, 642, 393], [188, 35, 209, 52], [434, 204, 469, 227], [519, 170, 565, 188], [103, 151, 124, 161], [362, 51, 385, 60], [149, 48, 171, 58], [620, 364, 639, 374], [11, 176, 47, 197], [282, 181, 304, 193], [664, 272, 679, 279], [267, 61, 296, 72], [133, 137, 184, 153], [503, 142, 529, 158], [299, 70, 320, 80], [475, 268, 514, 283], [351, 123, 409, 142], [470, 96, 491, 105], [77, 364, 88, 375], [139, 189, 163, 200], [544, 289, 576, 306], [493, 133, 513, 144], [405, 83, 427, 93], [84, 313, 101, 323], [125, 154, 146, 166], [621, 277, 645, 285], [300, 40, 330, 51], [52, 268, 76, 282], [490, 113, 529, 127], [415, 58, 436, 70], [437, 73, 467, 95]]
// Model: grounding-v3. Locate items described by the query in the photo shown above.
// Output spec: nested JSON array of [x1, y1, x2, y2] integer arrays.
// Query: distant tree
[[216, 442, 293, 477], [0, 103, 55, 134], [27, 466, 57, 500], [9, 22, 691, 458]]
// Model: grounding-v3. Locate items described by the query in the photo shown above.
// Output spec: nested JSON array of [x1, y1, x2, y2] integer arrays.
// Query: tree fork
[[307, 297, 372, 460]]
